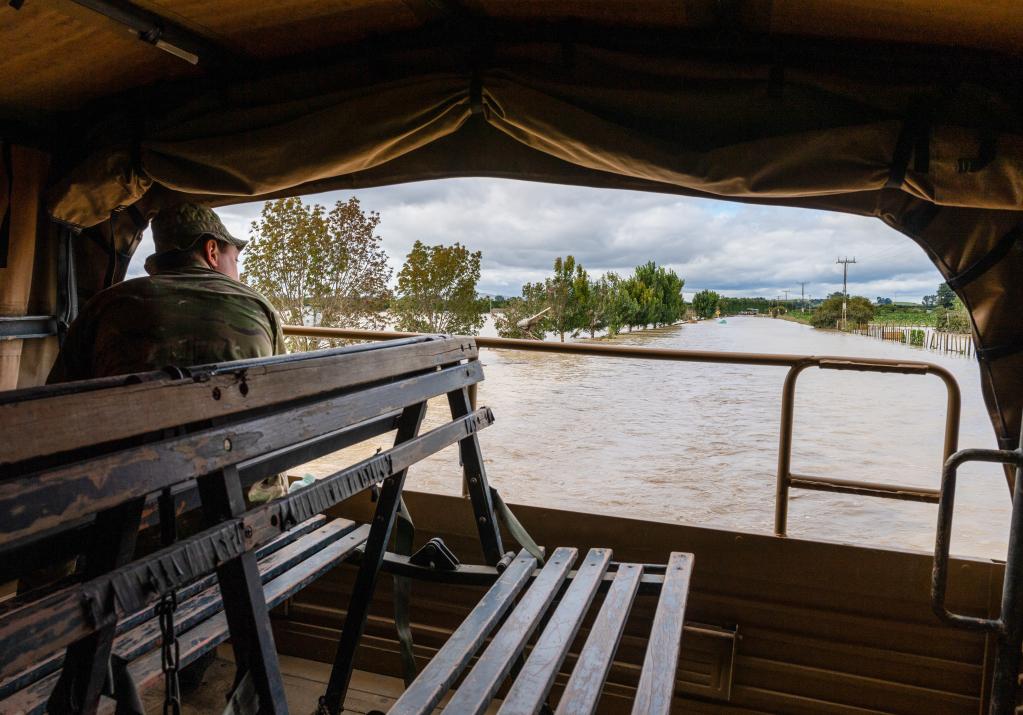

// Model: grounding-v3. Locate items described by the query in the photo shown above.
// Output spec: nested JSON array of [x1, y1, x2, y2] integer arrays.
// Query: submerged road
[[303, 316, 1009, 560]]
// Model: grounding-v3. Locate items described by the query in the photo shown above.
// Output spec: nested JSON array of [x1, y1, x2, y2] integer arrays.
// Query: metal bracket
[[408, 537, 460, 571], [0, 315, 58, 341]]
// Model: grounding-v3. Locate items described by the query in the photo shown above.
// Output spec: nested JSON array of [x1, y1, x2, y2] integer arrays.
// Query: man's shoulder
[[108, 271, 276, 310]]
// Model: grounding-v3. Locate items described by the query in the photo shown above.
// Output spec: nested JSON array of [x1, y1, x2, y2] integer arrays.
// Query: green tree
[[810, 294, 874, 329], [936, 282, 957, 309], [602, 272, 638, 337], [622, 276, 654, 330], [243, 196, 391, 352], [692, 289, 720, 319], [938, 297, 971, 333], [496, 281, 550, 339], [393, 241, 486, 334], [546, 256, 583, 342]]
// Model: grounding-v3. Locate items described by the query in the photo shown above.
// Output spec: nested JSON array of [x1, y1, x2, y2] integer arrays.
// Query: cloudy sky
[[129, 178, 944, 302]]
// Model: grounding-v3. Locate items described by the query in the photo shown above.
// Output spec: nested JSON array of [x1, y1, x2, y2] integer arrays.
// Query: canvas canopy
[[1, 0, 1021, 452]]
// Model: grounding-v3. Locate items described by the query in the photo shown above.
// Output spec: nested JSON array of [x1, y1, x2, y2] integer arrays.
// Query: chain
[[157, 591, 182, 715]]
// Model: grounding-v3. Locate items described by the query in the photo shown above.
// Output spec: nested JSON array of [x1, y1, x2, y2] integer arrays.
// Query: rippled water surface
[[302, 317, 1010, 560]]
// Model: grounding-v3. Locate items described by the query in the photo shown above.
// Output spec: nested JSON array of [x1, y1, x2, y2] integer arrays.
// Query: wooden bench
[[0, 335, 694, 714]]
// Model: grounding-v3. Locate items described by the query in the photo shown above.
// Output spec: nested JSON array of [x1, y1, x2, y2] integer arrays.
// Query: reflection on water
[[301, 317, 1010, 560]]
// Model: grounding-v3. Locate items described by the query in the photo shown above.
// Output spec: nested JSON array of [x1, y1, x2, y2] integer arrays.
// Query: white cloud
[[128, 178, 944, 302]]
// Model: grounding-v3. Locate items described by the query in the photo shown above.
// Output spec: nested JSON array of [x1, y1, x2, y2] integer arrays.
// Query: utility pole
[[799, 282, 807, 312], [836, 257, 857, 329]]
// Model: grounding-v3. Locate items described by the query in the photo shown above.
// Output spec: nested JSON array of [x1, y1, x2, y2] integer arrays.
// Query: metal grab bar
[[931, 444, 1023, 715], [283, 325, 963, 536], [774, 357, 961, 536]]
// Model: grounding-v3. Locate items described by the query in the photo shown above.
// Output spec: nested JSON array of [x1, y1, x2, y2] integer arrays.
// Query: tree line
[[496, 258, 685, 341], [243, 197, 486, 350]]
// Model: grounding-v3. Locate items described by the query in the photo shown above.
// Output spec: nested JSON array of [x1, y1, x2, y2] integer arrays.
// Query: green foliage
[[936, 282, 957, 309], [495, 282, 549, 339], [909, 328, 925, 346], [692, 289, 720, 319], [497, 260, 684, 340], [873, 303, 935, 326], [243, 196, 391, 352], [545, 256, 582, 341], [810, 294, 875, 329], [393, 240, 486, 335]]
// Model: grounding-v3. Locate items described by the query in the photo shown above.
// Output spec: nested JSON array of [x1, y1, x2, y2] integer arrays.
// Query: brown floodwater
[[301, 316, 1010, 560]]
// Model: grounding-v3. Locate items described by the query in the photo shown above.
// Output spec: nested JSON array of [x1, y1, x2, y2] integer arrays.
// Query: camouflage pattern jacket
[[49, 264, 286, 382]]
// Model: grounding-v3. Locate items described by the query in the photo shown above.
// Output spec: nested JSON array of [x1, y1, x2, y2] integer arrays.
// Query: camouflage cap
[[150, 204, 247, 255]]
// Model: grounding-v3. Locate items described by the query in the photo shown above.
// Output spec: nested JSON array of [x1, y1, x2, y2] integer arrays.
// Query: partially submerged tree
[[393, 241, 486, 335], [496, 281, 549, 339], [546, 255, 581, 342], [243, 196, 391, 352], [810, 294, 874, 329], [691, 289, 720, 319]]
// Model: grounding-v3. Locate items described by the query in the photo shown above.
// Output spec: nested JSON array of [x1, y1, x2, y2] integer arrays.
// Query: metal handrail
[[283, 325, 963, 537]]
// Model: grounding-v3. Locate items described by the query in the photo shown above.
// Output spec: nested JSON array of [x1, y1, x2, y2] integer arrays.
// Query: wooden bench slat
[[630, 552, 693, 715], [2, 336, 476, 467], [114, 520, 355, 663], [0, 516, 333, 700], [0, 360, 484, 549], [389, 550, 538, 715], [0, 408, 494, 681], [555, 563, 644, 715], [0, 524, 371, 715], [498, 548, 613, 715], [446, 547, 579, 715]]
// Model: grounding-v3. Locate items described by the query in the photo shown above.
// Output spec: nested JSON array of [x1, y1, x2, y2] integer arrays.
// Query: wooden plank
[[0, 411, 392, 584], [498, 548, 612, 715], [0, 517, 335, 700], [388, 551, 538, 715], [0, 360, 484, 548], [0, 409, 494, 681], [1, 336, 476, 467], [115, 520, 356, 663], [2, 525, 372, 715], [555, 563, 644, 715], [631, 552, 694, 715], [446, 547, 578, 715]]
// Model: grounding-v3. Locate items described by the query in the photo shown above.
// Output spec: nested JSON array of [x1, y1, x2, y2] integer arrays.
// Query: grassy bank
[[775, 313, 813, 325]]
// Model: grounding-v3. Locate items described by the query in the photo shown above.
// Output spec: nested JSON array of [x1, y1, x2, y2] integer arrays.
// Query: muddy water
[[300, 317, 1010, 560]]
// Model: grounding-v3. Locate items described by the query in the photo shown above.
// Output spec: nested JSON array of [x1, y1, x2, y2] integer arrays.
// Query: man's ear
[[202, 237, 219, 268]]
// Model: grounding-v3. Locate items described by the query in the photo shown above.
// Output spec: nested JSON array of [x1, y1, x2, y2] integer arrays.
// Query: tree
[[602, 272, 638, 337], [692, 289, 720, 319], [393, 240, 486, 334], [936, 282, 957, 309], [810, 294, 874, 329], [496, 281, 549, 339], [243, 196, 391, 352], [546, 256, 582, 342], [922, 294, 938, 308]]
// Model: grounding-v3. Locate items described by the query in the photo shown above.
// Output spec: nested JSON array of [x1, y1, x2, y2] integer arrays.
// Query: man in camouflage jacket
[[48, 203, 288, 502]]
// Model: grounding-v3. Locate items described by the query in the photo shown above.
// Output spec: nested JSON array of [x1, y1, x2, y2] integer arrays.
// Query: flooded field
[[301, 316, 1010, 560]]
